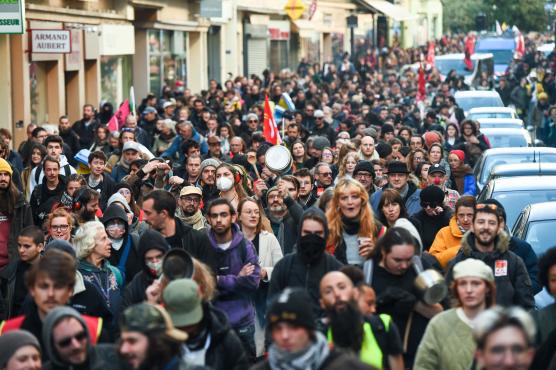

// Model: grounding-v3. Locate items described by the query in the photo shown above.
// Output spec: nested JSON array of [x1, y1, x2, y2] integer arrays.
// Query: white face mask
[[146, 260, 163, 277], [216, 176, 234, 191]]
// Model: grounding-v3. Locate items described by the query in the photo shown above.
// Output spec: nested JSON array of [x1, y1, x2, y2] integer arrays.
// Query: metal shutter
[[247, 38, 267, 77]]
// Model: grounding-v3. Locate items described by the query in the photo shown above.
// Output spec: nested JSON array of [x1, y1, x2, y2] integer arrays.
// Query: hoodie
[[208, 223, 260, 329], [122, 229, 170, 310], [268, 208, 343, 317], [28, 154, 76, 196], [103, 204, 141, 284], [446, 231, 534, 309], [42, 307, 121, 370]]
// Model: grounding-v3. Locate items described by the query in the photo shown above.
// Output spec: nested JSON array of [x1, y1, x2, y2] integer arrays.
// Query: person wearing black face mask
[[268, 207, 343, 317]]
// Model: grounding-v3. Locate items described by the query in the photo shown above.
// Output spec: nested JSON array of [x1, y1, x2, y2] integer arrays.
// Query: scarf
[[341, 216, 360, 235], [268, 213, 285, 247], [176, 208, 205, 229], [268, 331, 330, 370], [451, 165, 473, 194]]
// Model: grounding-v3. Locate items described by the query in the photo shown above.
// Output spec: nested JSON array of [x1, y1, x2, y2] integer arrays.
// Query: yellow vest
[[327, 314, 391, 370]]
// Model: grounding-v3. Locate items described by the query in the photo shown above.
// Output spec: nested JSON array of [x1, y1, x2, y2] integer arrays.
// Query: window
[[148, 30, 187, 95]]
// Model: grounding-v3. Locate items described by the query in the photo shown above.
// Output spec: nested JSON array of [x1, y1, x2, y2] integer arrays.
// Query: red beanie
[[450, 150, 465, 162], [423, 131, 441, 149]]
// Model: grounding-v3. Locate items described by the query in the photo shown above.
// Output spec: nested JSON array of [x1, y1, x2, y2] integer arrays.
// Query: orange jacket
[[429, 217, 464, 269]]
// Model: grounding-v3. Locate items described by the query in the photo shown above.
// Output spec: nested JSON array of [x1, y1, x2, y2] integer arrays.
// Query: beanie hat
[[362, 127, 378, 139], [420, 185, 445, 205], [375, 142, 392, 159], [163, 279, 203, 327], [312, 136, 331, 151], [0, 158, 13, 176], [0, 330, 41, 368], [200, 158, 221, 174], [138, 229, 170, 259], [352, 160, 375, 179], [381, 124, 395, 135], [45, 239, 76, 259], [453, 258, 495, 282], [423, 131, 441, 149], [449, 149, 465, 162], [267, 288, 315, 330]]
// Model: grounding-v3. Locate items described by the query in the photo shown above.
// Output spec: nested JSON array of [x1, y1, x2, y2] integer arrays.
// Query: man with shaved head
[[319, 271, 404, 370]]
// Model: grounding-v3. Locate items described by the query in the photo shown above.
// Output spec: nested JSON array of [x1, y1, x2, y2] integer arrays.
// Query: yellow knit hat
[[0, 158, 13, 176]]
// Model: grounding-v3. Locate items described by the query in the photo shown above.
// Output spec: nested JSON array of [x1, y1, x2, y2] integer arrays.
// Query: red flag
[[107, 99, 130, 132], [464, 36, 475, 71], [417, 64, 426, 102], [426, 41, 435, 67], [263, 95, 281, 145], [515, 34, 525, 59]]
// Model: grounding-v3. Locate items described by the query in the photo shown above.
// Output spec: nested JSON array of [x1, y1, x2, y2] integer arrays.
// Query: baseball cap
[[314, 109, 324, 118], [179, 186, 202, 198], [428, 163, 446, 175], [122, 141, 141, 153], [267, 288, 315, 330], [142, 106, 157, 115], [120, 303, 188, 342], [163, 101, 176, 110], [162, 279, 203, 327]]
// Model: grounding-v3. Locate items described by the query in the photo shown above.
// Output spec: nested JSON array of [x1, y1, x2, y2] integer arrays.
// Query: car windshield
[[483, 133, 527, 148], [469, 112, 513, 119], [494, 190, 556, 228], [480, 154, 556, 184], [478, 49, 513, 65], [525, 220, 556, 256], [437, 59, 473, 76], [458, 97, 503, 112]]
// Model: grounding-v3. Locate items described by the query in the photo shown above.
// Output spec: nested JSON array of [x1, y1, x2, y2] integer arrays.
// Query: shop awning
[[362, 0, 417, 21]]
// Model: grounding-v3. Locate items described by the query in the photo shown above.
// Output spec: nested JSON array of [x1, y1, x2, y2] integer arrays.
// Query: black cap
[[420, 185, 445, 204], [353, 160, 375, 179], [267, 288, 315, 330], [428, 163, 446, 175], [162, 249, 194, 280]]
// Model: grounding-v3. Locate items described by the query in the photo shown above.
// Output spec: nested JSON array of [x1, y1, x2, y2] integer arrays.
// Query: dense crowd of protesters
[[1, 32, 556, 370]]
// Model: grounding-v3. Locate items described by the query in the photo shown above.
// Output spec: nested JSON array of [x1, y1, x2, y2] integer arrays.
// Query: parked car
[[476, 117, 523, 129], [480, 127, 530, 148], [455, 90, 504, 116], [486, 162, 556, 183], [475, 37, 515, 78], [473, 147, 556, 192], [468, 107, 518, 120], [477, 175, 556, 229], [512, 201, 556, 308]]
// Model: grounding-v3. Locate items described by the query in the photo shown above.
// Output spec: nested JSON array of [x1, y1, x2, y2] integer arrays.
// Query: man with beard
[[74, 188, 101, 225], [205, 198, 260, 362], [446, 203, 534, 309], [319, 271, 404, 370], [265, 181, 303, 255], [58, 115, 80, 157], [0, 158, 32, 269], [29, 135, 76, 196], [30, 156, 66, 227], [252, 288, 370, 370], [197, 158, 220, 206], [72, 104, 100, 149], [41, 306, 122, 370], [371, 160, 422, 216], [112, 141, 142, 182], [352, 161, 378, 197], [119, 303, 205, 370], [269, 208, 342, 316], [293, 168, 317, 209], [176, 186, 208, 231]]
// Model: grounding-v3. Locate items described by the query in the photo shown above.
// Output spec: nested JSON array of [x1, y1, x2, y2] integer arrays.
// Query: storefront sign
[[200, 0, 222, 18], [269, 21, 290, 41], [31, 29, 71, 53], [0, 0, 24, 34]]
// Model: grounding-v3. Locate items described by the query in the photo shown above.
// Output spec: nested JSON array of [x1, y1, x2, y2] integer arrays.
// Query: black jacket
[[410, 207, 453, 251], [167, 218, 215, 270], [267, 196, 304, 255], [7, 192, 33, 261], [59, 129, 81, 158], [508, 236, 542, 295], [446, 231, 534, 309], [30, 177, 65, 226], [72, 118, 100, 149], [0, 260, 29, 319], [85, 173, 116, 211]]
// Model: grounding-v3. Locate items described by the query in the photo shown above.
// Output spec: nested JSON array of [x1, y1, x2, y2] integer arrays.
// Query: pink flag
[[107, 99, 130, 132], [426, 41, 435, 67]]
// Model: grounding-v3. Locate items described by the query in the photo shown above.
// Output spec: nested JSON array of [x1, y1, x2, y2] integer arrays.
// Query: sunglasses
[[57, 331, 87, 348], [476, 203, 497, 211]]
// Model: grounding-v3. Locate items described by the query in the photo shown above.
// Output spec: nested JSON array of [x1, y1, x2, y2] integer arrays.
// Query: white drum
[[265, 145, 293, 174]]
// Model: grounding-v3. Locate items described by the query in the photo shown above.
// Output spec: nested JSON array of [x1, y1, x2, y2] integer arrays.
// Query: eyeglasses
[[51, 224, 69, 231], [248, 120, 258, 123], [355, 172, 373, 179], [181, 196, 201, 203], [476, 203, 497, 211], [121, 128, 136, 133], [56, 331, 87, 348]]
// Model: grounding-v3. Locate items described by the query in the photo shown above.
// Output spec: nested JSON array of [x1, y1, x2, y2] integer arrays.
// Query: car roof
[[490, 176, 556, 191], [476, 118, 523, 124], [469, 107, 516, 113], [480, 127, 527, 135], [524, 201, 556, 221], [491, 163, 556, 176], [455, 90, 501, 98], [481, 147, 556, 156], [476, 38, 516, 49], [436, 53, 493, 60], [538, 43, 554, 53]]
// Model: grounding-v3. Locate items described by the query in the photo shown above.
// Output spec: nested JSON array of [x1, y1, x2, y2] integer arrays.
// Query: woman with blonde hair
[[336, 151, 359, 182], [326, 178, 386, 265]]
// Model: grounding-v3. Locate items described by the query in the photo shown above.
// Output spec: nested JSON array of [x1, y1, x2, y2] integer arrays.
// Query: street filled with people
[[2, 32, 556, 370]]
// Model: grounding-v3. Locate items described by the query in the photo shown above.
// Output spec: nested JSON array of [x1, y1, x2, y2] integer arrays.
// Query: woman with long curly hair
[[336, 151, 359, 182], [215, 162, 248, 211], [326, 178, 386, 265]]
